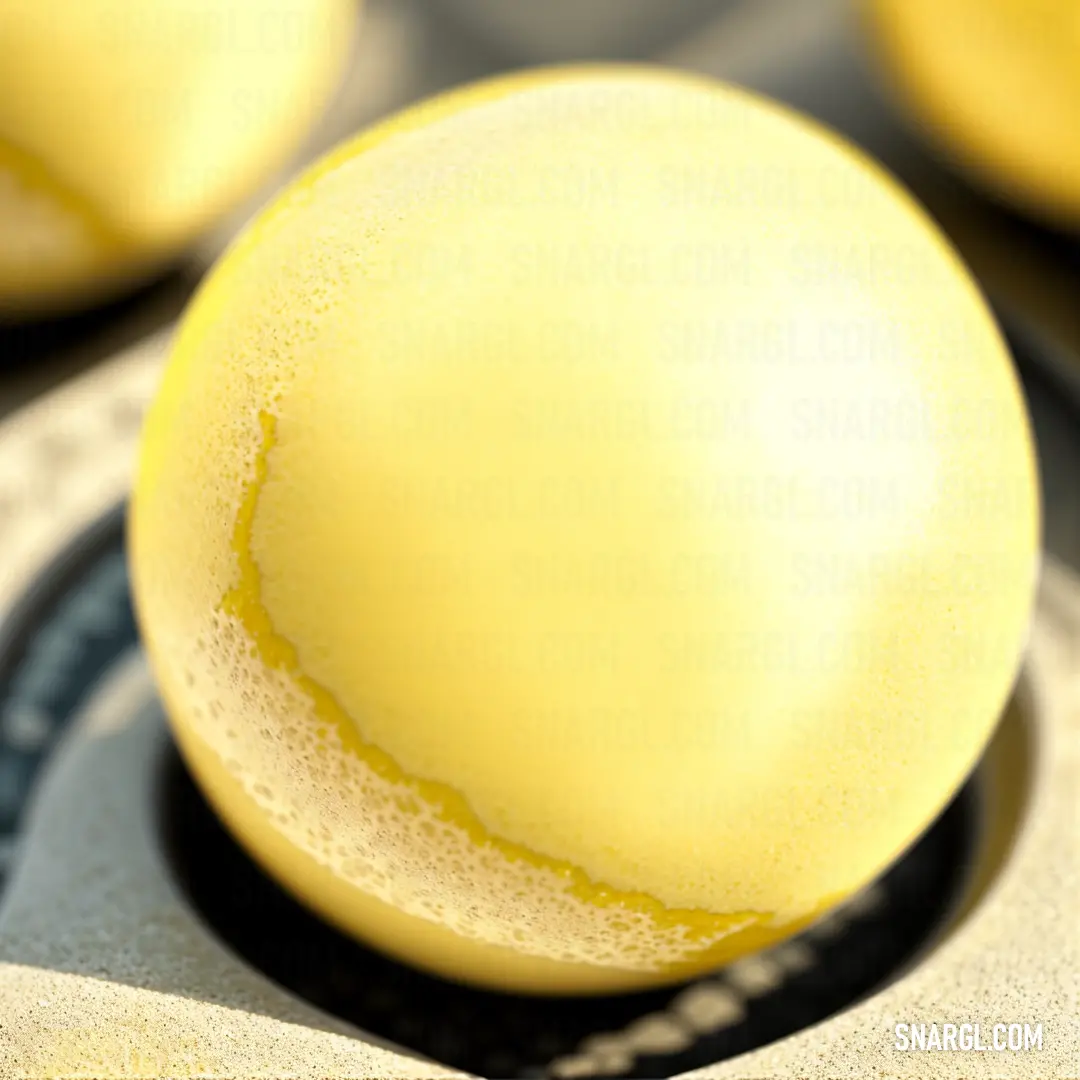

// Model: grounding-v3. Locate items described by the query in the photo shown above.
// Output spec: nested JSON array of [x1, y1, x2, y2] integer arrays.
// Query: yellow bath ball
[[864, 0, 1080, 230], [0, 0, 355, 316], [130, 66, 1040, 995]]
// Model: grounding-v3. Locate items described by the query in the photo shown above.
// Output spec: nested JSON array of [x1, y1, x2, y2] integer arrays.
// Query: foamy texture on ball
[[166, 613, 769, 969], [133, 71, 1038, 973]]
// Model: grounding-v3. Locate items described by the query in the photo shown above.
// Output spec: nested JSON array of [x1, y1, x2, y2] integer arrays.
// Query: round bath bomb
[[0, 0, 355, 316], [130, 66, 1040, 995], [865, 0, 1080, 229]]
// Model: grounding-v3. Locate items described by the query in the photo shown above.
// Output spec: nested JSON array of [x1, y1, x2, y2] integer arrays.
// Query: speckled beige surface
[[0, 652, 467, 1080], [0, 322, 1077, 1080]]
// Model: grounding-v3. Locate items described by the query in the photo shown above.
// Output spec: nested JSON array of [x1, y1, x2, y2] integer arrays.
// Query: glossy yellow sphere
[[864, 0, 1080, 229], [0, 0, 355, 316], [130, 66, 1039, 995]]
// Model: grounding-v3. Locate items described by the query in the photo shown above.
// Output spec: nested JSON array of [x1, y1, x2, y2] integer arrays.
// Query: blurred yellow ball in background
[[865, 0, 1080, 230], [0, 0, 356, 316], [131, 67, 1039, 995]]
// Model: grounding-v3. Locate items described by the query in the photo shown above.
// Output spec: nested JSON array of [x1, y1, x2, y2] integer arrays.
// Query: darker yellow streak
[[219, 408, 818, 971]]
